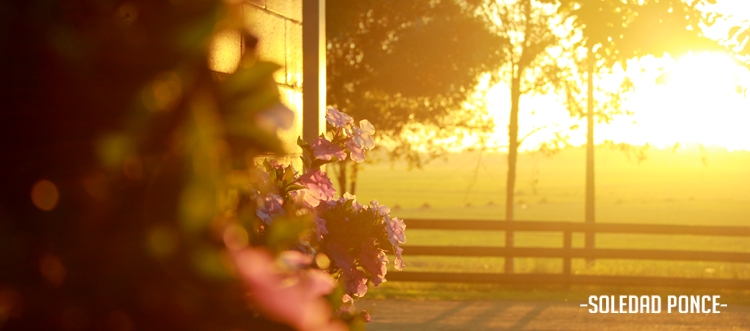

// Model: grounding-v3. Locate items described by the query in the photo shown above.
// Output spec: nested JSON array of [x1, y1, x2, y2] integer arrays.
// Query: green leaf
[[285, 184, 307, 191], [297, 136, 310, 149], [282, 166, 296, 185], [301, 154, 312, 170], [223, 61, 282, 97], [268, 166, 277, 183]]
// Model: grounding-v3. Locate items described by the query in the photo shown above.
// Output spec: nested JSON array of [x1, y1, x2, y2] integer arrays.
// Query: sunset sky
[[484, 50, 750, 152], [476, 0, 750, 153]]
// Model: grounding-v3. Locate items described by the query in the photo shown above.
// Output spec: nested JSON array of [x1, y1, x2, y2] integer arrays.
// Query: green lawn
[[346, 146, 750, 299]]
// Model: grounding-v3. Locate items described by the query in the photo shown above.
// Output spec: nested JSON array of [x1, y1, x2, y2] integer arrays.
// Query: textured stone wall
[[209, 0, 304, 156]]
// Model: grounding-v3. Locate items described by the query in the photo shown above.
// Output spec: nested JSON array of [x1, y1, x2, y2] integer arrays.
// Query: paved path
[[358, 299, 750, 331]]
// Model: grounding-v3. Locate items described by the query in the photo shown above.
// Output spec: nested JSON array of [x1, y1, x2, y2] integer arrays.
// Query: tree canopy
[[326, 0, 507, 163]]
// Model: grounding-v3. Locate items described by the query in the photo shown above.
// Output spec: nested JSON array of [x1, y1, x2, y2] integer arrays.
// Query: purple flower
[[351, 120, 375, 149], [325, 107, 354, 128], [256, 193, 284, 224], [346, 140, 365, 163], [369, 200, 391, 217], [385, 217, 406, 247], [381, 214, 406, 271], [311, 137, 346, 161], [327, 243, 368, 298], [314, 216, 328, 239], [394, 246, 405, 271], [359, 242, 388, 287], [343, 192, 363, 211], [298, 170, 336, 207], [346, 268, 369, 298]]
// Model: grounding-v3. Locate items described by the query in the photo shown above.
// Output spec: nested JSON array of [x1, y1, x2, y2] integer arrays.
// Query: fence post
[[563, 227, 572, 277], [505, 225, 514, 274]]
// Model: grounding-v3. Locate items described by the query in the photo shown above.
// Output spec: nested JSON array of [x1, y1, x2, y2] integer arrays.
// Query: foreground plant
[[239, 108, 406, 320]]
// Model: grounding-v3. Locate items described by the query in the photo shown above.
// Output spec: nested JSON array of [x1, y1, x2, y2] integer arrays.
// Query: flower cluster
[[242, 108, 405, 319], [230, 247, 347, 331], [316, 195, 406, 299], [303, 107, 375, 167]]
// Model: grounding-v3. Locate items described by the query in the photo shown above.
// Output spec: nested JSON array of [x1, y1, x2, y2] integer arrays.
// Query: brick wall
[[209, 0, 305, 156]]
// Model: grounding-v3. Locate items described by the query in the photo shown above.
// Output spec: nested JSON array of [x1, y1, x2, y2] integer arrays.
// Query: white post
[[303, 0, 326, 143]]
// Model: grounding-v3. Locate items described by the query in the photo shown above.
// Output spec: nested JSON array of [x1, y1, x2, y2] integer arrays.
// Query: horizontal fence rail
[[393, 219, 750, 289]]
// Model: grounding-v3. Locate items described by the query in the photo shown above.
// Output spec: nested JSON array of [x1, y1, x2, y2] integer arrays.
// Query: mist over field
[[351, 146, 750, 280], [354, 145, 750, 226]]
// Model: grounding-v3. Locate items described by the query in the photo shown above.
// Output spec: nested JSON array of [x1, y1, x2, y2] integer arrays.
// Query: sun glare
[[483, 51, 750, 152], [629, 52, 750, 151]]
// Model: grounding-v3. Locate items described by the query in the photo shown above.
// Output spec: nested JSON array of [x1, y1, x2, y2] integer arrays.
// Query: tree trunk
[[349, 162, 358, 195], [336, 160, 348, 195], [505, 68, 522, 274], [585, 45, 596, 264]]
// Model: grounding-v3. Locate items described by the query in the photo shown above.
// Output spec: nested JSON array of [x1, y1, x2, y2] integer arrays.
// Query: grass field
[[345, 145, 750, 299]]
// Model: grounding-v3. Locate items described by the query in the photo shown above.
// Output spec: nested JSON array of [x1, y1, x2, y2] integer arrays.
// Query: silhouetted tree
[[326, 0, 507, 194], [470, 0, 564, 272], [560, 0, 720, 255]]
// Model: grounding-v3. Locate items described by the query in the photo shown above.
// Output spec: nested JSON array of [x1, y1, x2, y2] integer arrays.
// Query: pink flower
[[256, 103, 295, 132], [394, 246, 405, 271], [346, 140, 365, 163], [345, 268, 369, 298], [298, 170, 336, 207], [343, 192, 363, 211], [325, 107, 354, 128], [385, 217, 406, 247], [351, 120, 375, 149], [311, 137, 346, 161], [327, 243, 367, 298], [256, 193, 284, 224], [369, 200, 390, 217], [278, 250, 314, 270], [230, 248, 347, 331], [359, 242, 388, 287], [360, 310, 372, 323]]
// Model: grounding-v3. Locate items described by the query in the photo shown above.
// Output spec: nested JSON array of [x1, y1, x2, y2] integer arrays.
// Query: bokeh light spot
[[31, 180, 59, 211], [315, 253, 331, 270], [142, 71, 182, 112], [222, 224, 249, 250], [39, 254, 66, 287], [0, 288, 23, 323], [116, 3, 138, 26]]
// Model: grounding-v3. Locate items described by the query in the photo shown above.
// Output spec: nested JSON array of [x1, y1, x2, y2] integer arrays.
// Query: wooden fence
[[387, 219, 750, 289]]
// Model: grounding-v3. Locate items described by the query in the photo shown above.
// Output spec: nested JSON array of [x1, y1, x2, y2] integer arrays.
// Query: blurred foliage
[[0, 0, 318, 330], [559, 0, 722, 121], [561, 0, 721, 67]]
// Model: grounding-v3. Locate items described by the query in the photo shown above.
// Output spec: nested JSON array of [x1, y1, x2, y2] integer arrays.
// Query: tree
[[326, 0, 507, 194], [470, 0, 565, 273], [559, 0, 721, 257], [723, 3, 750, 66]]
